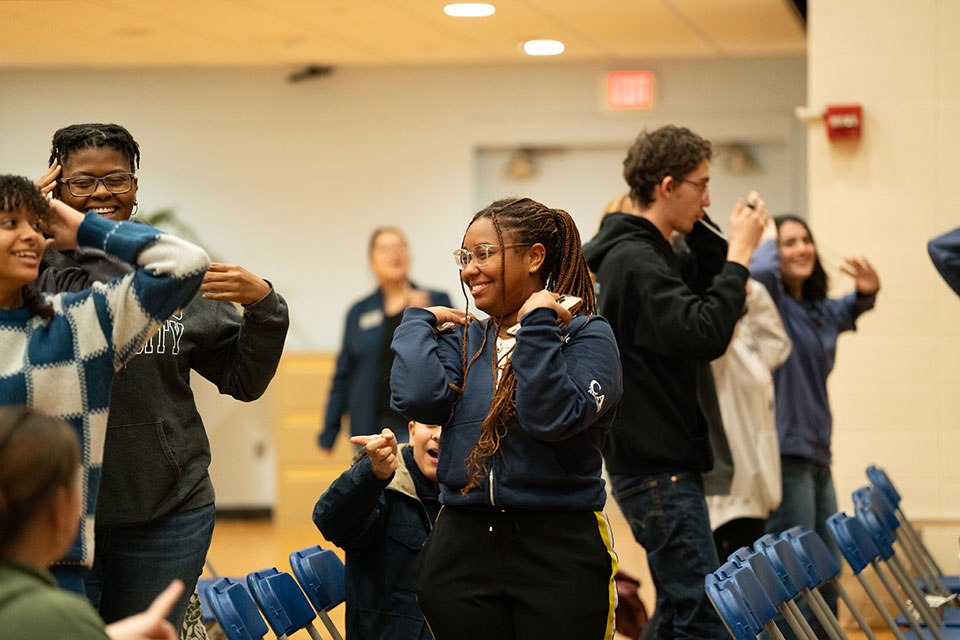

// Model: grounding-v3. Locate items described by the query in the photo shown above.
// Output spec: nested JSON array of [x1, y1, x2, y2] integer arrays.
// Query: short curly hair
[[623, 126, 712, 208], [0, 175, 50, 218], [49, 123, 140, 171]]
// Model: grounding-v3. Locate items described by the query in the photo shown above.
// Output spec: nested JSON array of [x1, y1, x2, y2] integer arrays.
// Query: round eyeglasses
[[452, 243, 532, 270], [59, 172, 135, 197]]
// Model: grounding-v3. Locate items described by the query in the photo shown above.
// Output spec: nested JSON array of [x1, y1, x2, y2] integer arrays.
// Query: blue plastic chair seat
[[916, 575, 960, 595], [247, 568, 318, 638], [203, 577, 268, 640], [289, 546, 346, 613], [896, 609, 960, 627]]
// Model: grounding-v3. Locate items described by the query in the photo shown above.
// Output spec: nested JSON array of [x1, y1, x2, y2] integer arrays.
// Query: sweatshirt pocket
[[96, 421, 181, 524]]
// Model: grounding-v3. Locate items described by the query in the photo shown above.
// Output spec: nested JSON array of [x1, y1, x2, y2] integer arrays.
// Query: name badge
[[358, 309, 384, 330]]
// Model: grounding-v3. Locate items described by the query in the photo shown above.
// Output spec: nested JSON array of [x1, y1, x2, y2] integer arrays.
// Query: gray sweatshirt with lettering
[[37, 247, 289, 526]]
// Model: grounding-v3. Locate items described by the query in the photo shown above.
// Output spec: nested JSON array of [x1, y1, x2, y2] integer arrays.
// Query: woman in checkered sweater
[[0, 175, 209, 589]]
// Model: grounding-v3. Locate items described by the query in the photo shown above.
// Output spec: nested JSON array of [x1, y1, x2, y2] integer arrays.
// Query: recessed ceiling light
[[443, 3, 496, 17], [522, 40, 565, 56]]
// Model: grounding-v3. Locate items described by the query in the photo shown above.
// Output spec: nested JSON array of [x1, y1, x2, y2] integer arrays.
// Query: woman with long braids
[[390, 197, 623, 640]]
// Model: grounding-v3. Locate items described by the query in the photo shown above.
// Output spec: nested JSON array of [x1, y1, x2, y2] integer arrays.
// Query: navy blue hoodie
[[390, 306, 622, 511]]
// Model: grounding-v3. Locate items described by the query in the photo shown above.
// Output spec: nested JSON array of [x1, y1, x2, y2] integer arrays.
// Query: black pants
[[713, 517, 767, 562], [416, 507, 618, 640]]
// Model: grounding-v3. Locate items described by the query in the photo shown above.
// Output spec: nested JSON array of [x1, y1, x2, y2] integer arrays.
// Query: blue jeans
[[764, 456, 839, 639], [85, 504, 215, 631], [612, 472, 726, 640], [51, 565, 89, 595]]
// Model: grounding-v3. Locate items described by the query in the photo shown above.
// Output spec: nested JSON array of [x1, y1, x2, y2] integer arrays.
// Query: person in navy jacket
[[319, 228, 450, 452], [750, 215, 878, 619], [390, 198, 623, 640], [929, 226, 960, 296], [313, 421, 441, 640]]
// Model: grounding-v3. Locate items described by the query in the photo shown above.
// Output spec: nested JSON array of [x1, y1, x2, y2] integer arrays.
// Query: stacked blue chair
[[853, 487, 959, 631], [867, 465, 960, 597], [247, 568, 328, 640], [706, 561, 789, 640], [854, 486, 938, 597], [827, 511, 944, 640], [727, 546, 823, 640], [289, 546, 345, 640], [705, 573, 769, 640], [204, 577, 270, 640], [783, 527, 872, 640]]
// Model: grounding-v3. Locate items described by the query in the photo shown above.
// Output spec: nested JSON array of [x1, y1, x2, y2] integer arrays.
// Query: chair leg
[[856, 572, 910, 640], [834, 580, 879, 640], [871, 561, 941, 640]]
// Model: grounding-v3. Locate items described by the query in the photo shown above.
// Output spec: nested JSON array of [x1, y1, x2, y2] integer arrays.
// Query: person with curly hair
[[0, 174, 209, 602], [583, 125, 767, 640]]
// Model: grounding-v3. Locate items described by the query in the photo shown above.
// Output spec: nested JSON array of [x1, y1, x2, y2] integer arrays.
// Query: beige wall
[[0, 56, 805, 352], [809, 0, 960, 569]]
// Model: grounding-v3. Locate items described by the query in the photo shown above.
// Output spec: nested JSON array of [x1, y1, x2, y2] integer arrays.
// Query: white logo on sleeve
[[588, 380, 605, 413]]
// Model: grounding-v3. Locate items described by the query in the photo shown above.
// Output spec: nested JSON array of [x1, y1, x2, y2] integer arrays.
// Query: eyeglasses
[[452, 243, 532, 270], [59, 172, 135, 197], [678, 177, 709, 195]]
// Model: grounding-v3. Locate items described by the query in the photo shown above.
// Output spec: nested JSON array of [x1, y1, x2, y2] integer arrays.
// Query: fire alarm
[[824, 105, 862, 141]]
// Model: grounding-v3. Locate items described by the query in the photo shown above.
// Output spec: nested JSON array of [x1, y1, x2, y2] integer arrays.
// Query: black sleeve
[[312, 456, 392, 550], [608, 244, 748, 361], [190, 287, 290, 401], [679, 216, 729, 295]]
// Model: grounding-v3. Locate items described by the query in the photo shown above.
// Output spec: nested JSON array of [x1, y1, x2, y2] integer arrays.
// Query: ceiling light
[[444, 3, 496, 17], [522, 40, 565, 56]]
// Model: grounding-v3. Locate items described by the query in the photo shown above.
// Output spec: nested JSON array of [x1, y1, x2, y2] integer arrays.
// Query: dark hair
[[368, 227, 406, 256], [0, 175, 54, 320], [623, 125, 712, 208], [49, 123, 140, 171], [774, 214, 828, 301], [456, 197, 597, 495], [0, 406, 80, 553]]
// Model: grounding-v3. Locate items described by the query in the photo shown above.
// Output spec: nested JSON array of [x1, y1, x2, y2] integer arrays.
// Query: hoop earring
[[132, 200, 138, 216]]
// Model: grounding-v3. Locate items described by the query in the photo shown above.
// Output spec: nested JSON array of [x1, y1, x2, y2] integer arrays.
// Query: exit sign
[[607, 71, 654, 109]]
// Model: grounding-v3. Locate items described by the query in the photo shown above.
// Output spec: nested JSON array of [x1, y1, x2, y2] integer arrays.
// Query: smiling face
[[0, 206, 44, 308], [459, 216, 544, 325], [369, 230, 410, 286], [666, 158, 711, 234], [58, 146, 137, 221], [777, 220, 817, 287], [408, 421, 441, 486]]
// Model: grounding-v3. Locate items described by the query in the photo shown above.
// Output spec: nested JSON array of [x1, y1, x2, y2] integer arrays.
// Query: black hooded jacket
[[583, 212, 747, 480]]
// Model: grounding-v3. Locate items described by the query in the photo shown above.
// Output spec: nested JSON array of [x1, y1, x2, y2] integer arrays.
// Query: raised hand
[[425, 306, 470, 328], [35, 162, 61, 196], [199, 262, 271, 305], [727, 191, 769, 267], [105, 580, 183, 640], [350, 428, 399, 480], [840, 256, 880, 295], [40, 198, 86, 251], [518, 289, 573, 327]]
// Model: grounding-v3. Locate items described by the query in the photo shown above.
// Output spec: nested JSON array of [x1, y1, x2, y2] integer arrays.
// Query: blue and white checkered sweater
[[0, 212, 209, 567]]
